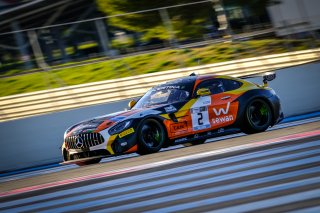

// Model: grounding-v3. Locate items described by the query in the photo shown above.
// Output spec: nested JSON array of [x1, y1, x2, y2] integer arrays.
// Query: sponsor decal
[[165, 105, 177, 113], [175, 137, 188, 143], [170, 122, 187, 133], [119, 128, 135, 138], [213, 102, 230, 116], [218, 128, 225, 133], [156, 85, 180, 90], [190, 106, 207, 114], [120, 142, 128, 146], [211, 102, 235, 125], [212, 115, 234, 124], [193, 124, 211, 131]]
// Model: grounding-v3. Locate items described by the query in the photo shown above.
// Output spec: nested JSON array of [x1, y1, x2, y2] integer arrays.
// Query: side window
[[223, 79, 242, 91], [195, 79, 225, 95]]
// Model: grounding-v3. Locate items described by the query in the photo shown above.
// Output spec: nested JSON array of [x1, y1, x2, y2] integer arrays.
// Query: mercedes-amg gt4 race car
[[62, 73, 283, 165]]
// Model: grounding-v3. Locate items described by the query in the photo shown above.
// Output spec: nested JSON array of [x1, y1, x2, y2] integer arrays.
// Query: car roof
[[161, 75, 197, 86], [159, 74, 245, 89]]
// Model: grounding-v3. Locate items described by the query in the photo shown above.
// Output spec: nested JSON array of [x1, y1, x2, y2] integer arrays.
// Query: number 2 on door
[[191, 106, 210, 131]]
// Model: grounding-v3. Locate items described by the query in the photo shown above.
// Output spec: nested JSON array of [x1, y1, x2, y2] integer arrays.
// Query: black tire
[[183, 139, 206, 147], [242, 99, 272, 134], [75, 158, 102, 166], [137, 119, 166, 155]]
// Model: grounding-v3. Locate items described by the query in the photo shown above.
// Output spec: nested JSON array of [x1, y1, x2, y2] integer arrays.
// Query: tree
[[223, 0, 280, 17], [96, 0, 217, 42]]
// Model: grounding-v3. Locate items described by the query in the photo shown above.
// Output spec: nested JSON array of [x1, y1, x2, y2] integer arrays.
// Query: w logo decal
[[213, 102, 230, 116]]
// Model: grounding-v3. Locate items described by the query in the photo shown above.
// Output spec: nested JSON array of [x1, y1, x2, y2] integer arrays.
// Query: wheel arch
[[136, 115, 169, 152], [234, 89, 275, 127]]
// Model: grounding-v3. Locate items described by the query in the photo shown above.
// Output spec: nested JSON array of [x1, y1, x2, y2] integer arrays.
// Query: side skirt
[[173, 127, 241, 145]]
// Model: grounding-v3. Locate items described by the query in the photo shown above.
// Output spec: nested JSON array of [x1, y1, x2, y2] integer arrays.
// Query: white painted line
[[3, 140, 318, 208], [212, 189, 320, 213], [98, 177, 320, 213], [1, 129, 320, 198]]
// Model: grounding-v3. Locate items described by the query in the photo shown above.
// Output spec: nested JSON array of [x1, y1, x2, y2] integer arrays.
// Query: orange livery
[[61, 73, 283, 165]]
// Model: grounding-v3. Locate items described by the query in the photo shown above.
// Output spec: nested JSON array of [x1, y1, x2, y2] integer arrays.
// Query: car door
[[193, 78, 239, 131]]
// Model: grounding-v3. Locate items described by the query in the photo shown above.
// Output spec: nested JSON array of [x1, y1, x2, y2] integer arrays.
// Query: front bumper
[[62, 126, 138, 162]]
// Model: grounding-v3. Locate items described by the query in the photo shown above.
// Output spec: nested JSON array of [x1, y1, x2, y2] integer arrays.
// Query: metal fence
[[1, 48, 319, 122], [0, 0, 319, 90]]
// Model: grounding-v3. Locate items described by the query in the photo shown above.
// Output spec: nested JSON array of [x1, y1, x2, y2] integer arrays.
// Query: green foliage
[[96, 0, 214, 41], [1, 39, 318, 97], [111, 36, 135, 49], [224, 0, 279, 16]]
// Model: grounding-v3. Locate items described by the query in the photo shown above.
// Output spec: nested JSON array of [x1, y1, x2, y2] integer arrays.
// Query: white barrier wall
[[1, 48, 319, 122], [0, 61, 320, 172]]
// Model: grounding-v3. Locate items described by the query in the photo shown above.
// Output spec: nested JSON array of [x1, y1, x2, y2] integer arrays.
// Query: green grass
[[0, 39, 319, 97]]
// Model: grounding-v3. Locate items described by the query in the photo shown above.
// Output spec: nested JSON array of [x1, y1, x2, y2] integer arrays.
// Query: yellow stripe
[[106, 135, 117, 155], [160, 114, 170, 119], [160, 99, 197, 119], [119, 128, 134, 138], [175, 99, 197, 117]]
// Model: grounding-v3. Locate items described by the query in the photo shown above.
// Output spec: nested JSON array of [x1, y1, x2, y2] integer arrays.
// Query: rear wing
[[263, 72, 276, 87], [240, 72, 276, 87]]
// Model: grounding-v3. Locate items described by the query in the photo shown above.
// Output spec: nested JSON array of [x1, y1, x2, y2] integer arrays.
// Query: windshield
[[133, 86, 191, 109]]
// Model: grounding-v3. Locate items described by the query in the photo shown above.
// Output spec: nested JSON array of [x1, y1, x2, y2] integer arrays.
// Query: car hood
[[64, 102, 182, 137], [65, 108, 145, 137]]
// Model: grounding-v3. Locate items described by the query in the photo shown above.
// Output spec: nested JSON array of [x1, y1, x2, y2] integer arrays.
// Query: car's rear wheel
[[242, 99, 272, 134], [137, 119, 165, 155]]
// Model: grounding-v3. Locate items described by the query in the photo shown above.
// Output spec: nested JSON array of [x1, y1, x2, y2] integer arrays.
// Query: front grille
[[65, 133, 104, 149]]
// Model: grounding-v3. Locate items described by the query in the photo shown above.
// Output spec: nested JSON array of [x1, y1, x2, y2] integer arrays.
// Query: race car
[[62, 73, 283, 165]]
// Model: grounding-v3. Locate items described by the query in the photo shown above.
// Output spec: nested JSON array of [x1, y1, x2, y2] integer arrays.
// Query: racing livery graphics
[[62, 73, 283, 165]]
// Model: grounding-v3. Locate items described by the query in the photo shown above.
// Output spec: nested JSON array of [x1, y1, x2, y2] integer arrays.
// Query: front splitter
[[60, 155, 108, 165]]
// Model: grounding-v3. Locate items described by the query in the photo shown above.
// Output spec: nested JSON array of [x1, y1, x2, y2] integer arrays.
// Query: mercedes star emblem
[[75, 136, 84, 148]]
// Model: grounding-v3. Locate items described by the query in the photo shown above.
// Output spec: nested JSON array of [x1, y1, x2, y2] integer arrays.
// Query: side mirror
[[128, 99, 137, 109], [196, 88, 211, 96]]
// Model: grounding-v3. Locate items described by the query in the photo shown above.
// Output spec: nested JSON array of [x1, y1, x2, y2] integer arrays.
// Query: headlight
[[108, 120, 132, 135], [63, 123, 79, 139], [63, 128, 72, 139]]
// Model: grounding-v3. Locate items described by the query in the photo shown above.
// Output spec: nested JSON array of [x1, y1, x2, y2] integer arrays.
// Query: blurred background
[[0, 0, 319, 97]]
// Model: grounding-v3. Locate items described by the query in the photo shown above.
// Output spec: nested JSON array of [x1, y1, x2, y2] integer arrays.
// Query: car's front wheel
[[242, 99, 272, 134], [137, 119, 165, 155]]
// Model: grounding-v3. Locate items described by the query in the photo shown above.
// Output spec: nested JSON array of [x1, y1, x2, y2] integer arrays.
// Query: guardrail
[[1, 61, 320, 171], [0, 48, 319, 122]]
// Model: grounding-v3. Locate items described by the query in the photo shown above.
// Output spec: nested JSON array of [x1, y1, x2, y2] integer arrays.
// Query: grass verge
[[0, 39, 319, 97]]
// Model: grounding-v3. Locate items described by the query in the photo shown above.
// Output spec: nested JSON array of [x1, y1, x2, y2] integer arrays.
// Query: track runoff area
[[0, 114, 320, 212]]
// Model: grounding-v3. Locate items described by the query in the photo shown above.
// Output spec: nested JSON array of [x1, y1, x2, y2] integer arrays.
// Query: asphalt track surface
[[0, 119, 320, 212]]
